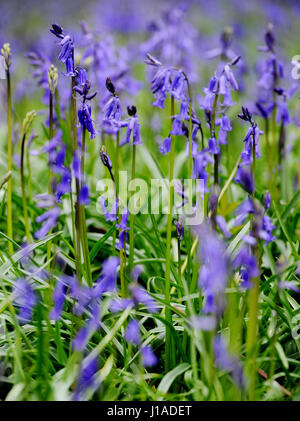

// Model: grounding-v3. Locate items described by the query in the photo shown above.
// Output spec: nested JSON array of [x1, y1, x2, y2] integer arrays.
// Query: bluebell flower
[[205, 27, 237, 61], [26, 50, 51, 96], [202, 77, 217, 111], [93, 257, 120, 299], [208, 137, 220, 155], [174, 217, 184, 241], [214, 335, 245, 389], [235, 198, 254, 226], [115, 209, 130, 250], [235, 166, 254, 195], [145, 54, 188, 109], [129, 283, 158, 313], [216, 115, 232, 145], [264, 191, 271, 211], [13, 279, 37, 325], [259, 215, 276, 244], [73, 356, 99, 401], [78, 104, 97, 139], [100, 197, 118, 222], [100, 148, 113, 171], [236, 107, 263, 189], [121, 106, 142, 146], [35, 193, 57, 209], [50, 24, 74, 76], [79, 185, 90, 205], [72, 300, 101, 351], [193, 149, 214, 192], [110, 282, 158, 314], [233, 246, 259, 288], [56, 167, 72, 203], [102, 78, 123, 134], [197, 224, 228, 315], [74, 66, 87, 87], [75, 80, 97, 139], [50, 276, 69, 321], [159, 136, 171, 155], [257, 24, 284, 106], [125, 319, 140, 345], [141, 345, 157, 367], [215, 215, 231, 238], [35, 207, 60, 239], [72, 151, 81, 181]]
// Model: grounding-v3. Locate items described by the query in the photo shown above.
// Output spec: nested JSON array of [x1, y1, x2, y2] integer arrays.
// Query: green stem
[[72, 76, 81, 282], [211, 88, 219, 186], [20, 133, 31, 243], [47, 91, 54, 267], [165, 95, 175, 372], [246, 130, 259, 401], [6, 68, 13, 254], [26, 147, 34, 223], [112, 132, 120, 255], [79, 128, 92, 286], [128, 143, 136, 275]]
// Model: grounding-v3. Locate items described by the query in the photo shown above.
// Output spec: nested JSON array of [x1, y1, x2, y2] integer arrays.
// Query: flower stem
[[20, 133, 31, 244], [211, 88, 219, 186], [72, 76, 81, 282], [128, 143, 136, 275], [112, 132, 120, 255], [165, 95, 175, 372], [79, 127, 92, 286], [246, 131, 259, 400], [47, 91, 54, 267], [6, 67, 13, 254]]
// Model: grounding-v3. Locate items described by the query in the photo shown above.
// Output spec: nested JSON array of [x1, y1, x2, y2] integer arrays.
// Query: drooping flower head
[[73, 356, 99, 401], [102, 77, 124, 135], [50, 24, 74, 76], [214, 335, 245, 389], [121, 105, 142, 146], [198, 225, 229, 315], [145, 54, 188, 109], [74, 79, 97, 139], [235, 106, 263, 188], [13, 279, 37, 325]]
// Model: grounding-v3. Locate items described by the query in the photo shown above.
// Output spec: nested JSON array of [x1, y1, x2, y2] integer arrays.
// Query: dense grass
[[0, 0, 300, 402]]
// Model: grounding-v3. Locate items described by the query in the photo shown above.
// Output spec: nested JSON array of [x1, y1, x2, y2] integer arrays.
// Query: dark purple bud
[[141, 345, 157, 367], [238, 166, 254, 195], [265, 24, 275, 51], [238, 106, 252, 123], [231, 55, 241, 66], [255, 102, 268, 119], [50, 24, 64, 39], [264, 190, 271, 211], [86, 91, 97, 101], [106, 77, 115, 95], [174, 217, 184, 241], [220, 26, 233, 50], [274, 88, 284, 96], [100, 147, 113, 170], [127, 105, 137, 116], [144, 53, 162, 67]]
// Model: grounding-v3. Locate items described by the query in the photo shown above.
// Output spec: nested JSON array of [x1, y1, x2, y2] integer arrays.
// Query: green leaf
[[90, 226, 116, 262], [280, 189, 300, 221], [0, 231, 62, 277], [157, 363, 190, 396], [275, 342, 289, 370]]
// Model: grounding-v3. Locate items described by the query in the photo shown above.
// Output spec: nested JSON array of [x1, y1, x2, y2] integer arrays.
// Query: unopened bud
[[1, 43, 11, 69], [48, 64, 58, 94]]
